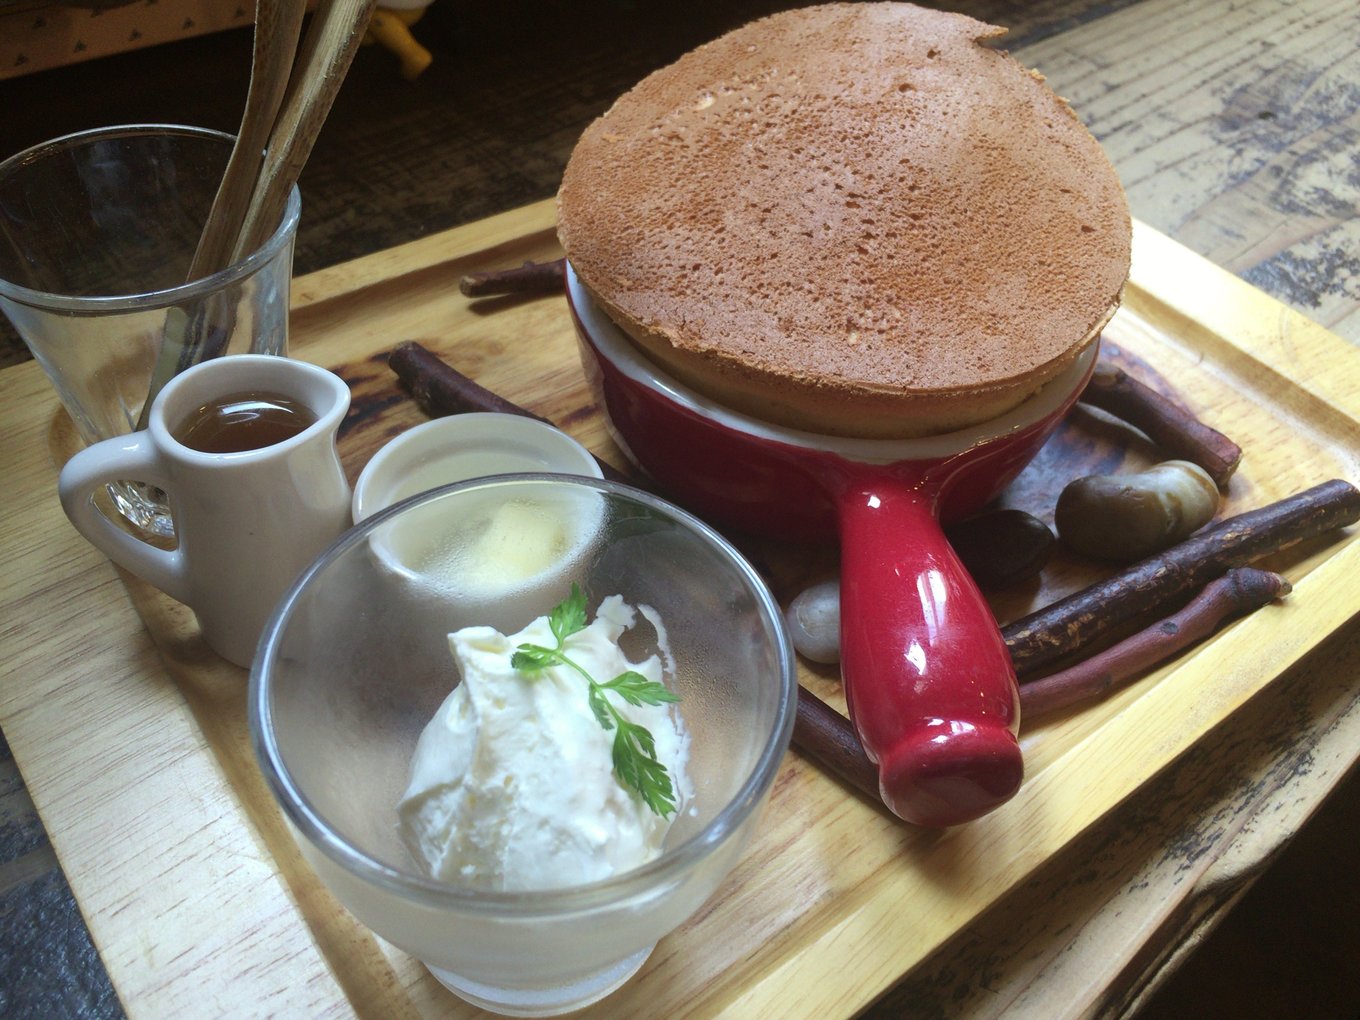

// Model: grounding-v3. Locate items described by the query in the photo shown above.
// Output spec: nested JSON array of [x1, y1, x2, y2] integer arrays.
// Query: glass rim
[[0, 123, 301, 313], [248, 473, 799, 918]]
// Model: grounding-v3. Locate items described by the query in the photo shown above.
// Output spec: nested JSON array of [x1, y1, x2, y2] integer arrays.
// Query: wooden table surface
[[1, 1, 1357, 1017]]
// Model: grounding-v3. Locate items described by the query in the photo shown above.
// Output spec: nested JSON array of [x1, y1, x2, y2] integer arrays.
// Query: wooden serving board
[[4, 198, 1360, 1018]]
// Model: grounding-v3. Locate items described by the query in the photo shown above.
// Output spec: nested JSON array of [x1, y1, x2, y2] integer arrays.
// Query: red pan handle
[[837, 479, 1023, 827]]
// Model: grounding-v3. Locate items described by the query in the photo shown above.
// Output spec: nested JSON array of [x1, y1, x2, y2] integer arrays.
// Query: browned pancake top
[[557, 2, 1131, 416]]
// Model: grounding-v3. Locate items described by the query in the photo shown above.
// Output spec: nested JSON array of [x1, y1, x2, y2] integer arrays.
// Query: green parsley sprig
[[511, 584, 681, 817]]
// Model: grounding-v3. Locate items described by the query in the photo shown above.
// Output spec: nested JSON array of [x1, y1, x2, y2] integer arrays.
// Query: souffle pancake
[[556, 2, 1132, 438]]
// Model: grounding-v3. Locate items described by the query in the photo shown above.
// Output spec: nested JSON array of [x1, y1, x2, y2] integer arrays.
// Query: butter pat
[[464, 499, 572, 588], [398, 595, 691, 891]]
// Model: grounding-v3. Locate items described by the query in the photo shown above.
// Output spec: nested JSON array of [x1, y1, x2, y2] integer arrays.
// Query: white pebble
[[786, 580, 841, 664]]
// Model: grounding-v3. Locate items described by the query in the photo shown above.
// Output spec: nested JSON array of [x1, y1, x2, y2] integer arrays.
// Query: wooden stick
[[388, 341, 630, 482], [390, 340, 553, 422], [794, 686, 881, 801], [189, 0, 307, 283], [136, 0, 309, 428], [459, 258, 566, 298], [234, 0, 379, 261], [1003, 478, 1360, 678], [1081, 360, 1243, 487], [1018, 567, 1290, 719], [388, 343, 1359, 681]]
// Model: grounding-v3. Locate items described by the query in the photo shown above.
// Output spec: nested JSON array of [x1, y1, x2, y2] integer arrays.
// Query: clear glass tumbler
[[0, 124, 301, 537]]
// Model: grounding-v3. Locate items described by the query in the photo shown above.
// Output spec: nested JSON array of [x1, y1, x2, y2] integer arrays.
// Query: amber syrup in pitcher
[[172, 390, 318, 453]]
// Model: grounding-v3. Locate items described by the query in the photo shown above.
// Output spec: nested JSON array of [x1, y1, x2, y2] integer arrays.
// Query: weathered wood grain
[[1019, 0, 1360, 342]]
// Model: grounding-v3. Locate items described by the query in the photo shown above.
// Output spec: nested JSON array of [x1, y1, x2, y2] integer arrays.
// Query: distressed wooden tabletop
[[1, 0, 1357, 1017]]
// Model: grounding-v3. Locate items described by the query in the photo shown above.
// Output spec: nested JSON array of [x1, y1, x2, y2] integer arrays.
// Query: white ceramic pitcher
[[59, 355, 352, 667]]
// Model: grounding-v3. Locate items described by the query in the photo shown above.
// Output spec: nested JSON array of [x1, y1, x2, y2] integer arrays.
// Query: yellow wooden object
[[364, 6, 431, 80]]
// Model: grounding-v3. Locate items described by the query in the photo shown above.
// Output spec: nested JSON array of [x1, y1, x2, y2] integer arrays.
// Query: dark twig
[[1003, 479, 1360, 678], [458, 258, 566, 298], [1081, 360, 1243, 487], [1018, 567, 1290, 719], [794, 686, 881, 801], [390, 340, 553, 422], [388, 341, 628, 481]]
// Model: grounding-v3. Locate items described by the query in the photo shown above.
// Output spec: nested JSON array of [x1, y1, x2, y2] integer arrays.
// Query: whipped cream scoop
[[399, 595, 691, 891]]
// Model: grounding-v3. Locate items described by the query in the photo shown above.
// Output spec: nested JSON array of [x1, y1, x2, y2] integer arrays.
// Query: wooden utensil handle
[[235, 0, 379, 262]]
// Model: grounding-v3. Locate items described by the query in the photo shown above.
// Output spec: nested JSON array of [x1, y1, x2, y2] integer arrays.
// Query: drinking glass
[[0, 123, 301, 537]]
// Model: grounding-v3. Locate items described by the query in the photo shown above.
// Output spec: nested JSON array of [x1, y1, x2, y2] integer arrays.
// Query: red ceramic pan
[[566, 264, 1098, 827]]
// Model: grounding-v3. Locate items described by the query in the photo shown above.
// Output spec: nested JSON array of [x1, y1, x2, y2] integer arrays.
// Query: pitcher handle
[[838, 480, 1023, 827], [58, 434, 192, 605]]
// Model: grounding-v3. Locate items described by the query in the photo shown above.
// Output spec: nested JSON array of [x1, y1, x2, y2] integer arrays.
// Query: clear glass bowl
[[249, 475, 797, 1016]]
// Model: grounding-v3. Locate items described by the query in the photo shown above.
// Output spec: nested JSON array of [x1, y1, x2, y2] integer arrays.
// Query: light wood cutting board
[[3, 198, 1359, 1018]]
